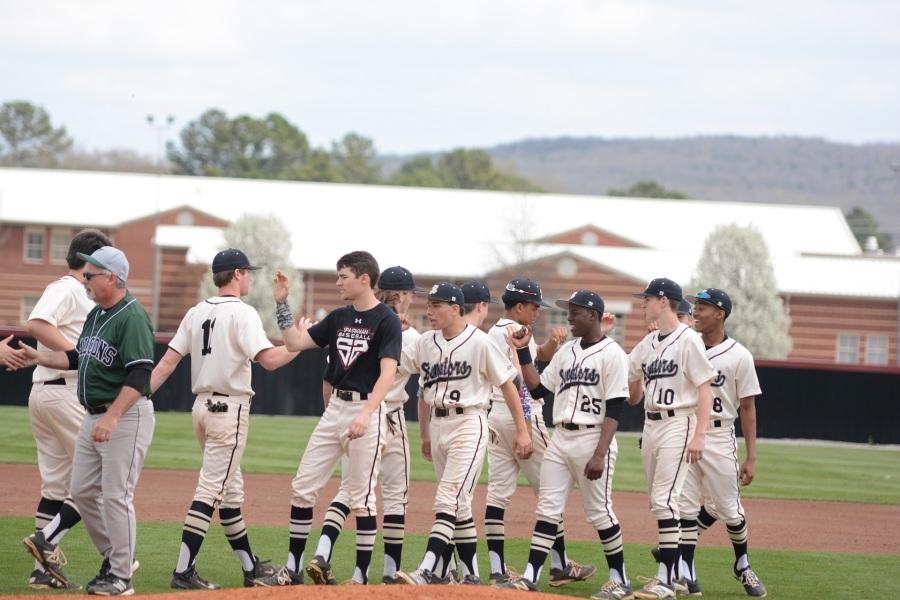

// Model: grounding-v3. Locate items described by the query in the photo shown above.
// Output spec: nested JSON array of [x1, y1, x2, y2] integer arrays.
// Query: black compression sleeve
[[66, 349, 78, 370], [124, 363, 152, 394], [605, 397, 626, 421], [529, 383, 551, 399]]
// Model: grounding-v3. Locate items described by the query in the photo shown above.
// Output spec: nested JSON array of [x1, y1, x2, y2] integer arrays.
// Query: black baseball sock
[[598, 523, 627, 585], [484, 505, 506, 574], [418, 512, 455, 572], [550, 520, 567, 570], [316, 501, 349, 561], [677, 518, 698, 581], [175, 501, 214, 573], [382, 514, 405, 578], [455, 518, 479, 578], [697, 506, 717, 532], [657, 518, 680, 585], [523, 519, 557, 583], [220, 507, 255, 572], [354, 515, 377, 584], [288, 505, 313, 573]]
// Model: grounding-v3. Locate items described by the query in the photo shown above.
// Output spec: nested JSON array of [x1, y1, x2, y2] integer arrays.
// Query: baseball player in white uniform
[[275, 251, 402, 586], [9, 229, 111, 590], [501, 290, 633, 600], [675, 288, 766, 597], [394, 282, 533, 585], [320, 266, 424, 584], [150, 249, 298, 590], [626, 278, 716, 600], [485, 278, 594, 587]]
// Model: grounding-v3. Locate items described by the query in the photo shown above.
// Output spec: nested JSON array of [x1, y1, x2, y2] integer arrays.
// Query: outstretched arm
[[150, 348, 183, 394]]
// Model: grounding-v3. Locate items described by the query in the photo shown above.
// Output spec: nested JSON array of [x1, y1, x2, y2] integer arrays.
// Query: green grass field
[[1, 405, 899, 598], [2, 517, 898, 598], [1, 406, 898, 503]]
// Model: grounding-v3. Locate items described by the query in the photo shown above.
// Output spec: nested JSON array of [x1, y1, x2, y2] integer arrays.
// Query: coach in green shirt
[[19, 246, 155, 596]]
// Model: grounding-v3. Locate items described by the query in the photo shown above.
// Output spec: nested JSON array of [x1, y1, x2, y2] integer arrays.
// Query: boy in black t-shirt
[[274, 251, 402, 585]]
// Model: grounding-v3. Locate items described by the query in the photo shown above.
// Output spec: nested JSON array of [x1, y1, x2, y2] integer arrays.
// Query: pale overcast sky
[[2, 0, 898, 156]]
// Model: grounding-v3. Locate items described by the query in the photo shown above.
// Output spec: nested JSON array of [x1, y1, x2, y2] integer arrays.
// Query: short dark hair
[[461, 302, 478, 316], [67, 229, 112, 269], [213, 270, 235, 287], [667, 298, 680, 313], [337, 251, 380, 288]]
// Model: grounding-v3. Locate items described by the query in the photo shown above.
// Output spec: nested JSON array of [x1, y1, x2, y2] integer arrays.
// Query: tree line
[[0, 99, 893, 249]]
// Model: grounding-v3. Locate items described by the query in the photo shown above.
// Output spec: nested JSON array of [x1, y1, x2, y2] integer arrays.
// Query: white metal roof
[[3, 167, 891, 298], [530, 245, 900, 300], [0, 167, 860, 258]]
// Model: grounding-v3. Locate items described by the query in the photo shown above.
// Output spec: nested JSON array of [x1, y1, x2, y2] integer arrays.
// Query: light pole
[[146, 114, 175, 331]]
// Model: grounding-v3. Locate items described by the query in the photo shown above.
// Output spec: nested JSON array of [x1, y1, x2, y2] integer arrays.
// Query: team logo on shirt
[[78, 335, 118, 367], [558, 365, 601, 392], [712, 370, 726, 387], [421, 359, 472, 388], [643, 357, 679, 381], [336, 325, 372, 368]]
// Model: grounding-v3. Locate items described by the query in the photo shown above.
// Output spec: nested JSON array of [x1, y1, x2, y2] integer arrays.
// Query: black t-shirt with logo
[[308, 303, 402, 394]]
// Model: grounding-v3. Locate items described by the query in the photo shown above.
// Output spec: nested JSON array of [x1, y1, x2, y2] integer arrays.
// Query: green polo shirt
[[76, 292, 154, 407]]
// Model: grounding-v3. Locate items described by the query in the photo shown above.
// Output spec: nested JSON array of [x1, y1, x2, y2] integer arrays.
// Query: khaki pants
[[486, 402, 548, 508], [679, 423, 745, 524], [430, 410, 487, 521], [191, 394, 251, 509], [641, 413, 696, 520], [28, 380, 84, 500], [536, 428, 619, 530]]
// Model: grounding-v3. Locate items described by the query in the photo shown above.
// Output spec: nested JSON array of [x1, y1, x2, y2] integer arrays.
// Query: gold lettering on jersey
[[644, 357, 679, 381], [421, 359, 472, 388]]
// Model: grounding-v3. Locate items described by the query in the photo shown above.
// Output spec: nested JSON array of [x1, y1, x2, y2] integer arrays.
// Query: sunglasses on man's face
[[83, 271, 109, 281]]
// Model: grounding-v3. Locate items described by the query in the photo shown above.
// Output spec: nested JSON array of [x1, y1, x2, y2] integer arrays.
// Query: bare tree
[[689, 224, 792, 358], [199, 214, 303, 337]]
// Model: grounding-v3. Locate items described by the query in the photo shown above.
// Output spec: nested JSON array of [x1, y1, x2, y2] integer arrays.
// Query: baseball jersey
[[706, 337, 762, 421], [384, 326, 421, 405], [76, 293, 155, 407], [488, 318, 542, 406], [400, 324, 517, 410], [309, 303, 402, 394], [168, 296, 273, 396], [540, 337, 629, 426], [628, 324, 717, 412], [28, 275, 94, 383]]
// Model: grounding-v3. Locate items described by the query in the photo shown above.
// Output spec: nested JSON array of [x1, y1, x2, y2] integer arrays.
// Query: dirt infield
[[5, 585, 549, 600], [3, 464, 899, 556]]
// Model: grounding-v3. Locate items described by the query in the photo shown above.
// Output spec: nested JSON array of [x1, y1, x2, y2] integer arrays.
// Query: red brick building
[[2, 167, 897, 366]]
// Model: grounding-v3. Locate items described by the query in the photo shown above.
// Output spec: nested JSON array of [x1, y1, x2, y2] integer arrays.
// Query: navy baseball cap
[[78, 246, 129, 282], [378, 266, 425, 292], [428, 282, 465, 306], [461, 280, 499, 304], [502, 278, 551, 308], [633, 278, 683, 302], [555, 290, 605, 315], [688, 288, 733, 317], [677, 298, 693, 316], [212, 248, 261, 274]]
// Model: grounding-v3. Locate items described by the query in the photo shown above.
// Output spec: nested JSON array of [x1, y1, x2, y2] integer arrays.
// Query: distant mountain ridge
[[381, 135, 900, 247]]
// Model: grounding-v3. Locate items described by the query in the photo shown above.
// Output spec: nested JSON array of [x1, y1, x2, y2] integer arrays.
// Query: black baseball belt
[[84, 403, 111, 415], [561, 423, 597, 431], [335, 389, 368, 401], [433, 407, 465, 418]]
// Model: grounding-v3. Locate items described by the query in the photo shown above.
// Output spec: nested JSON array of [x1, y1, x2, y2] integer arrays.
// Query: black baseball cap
[[555, 290, 605, 315], [212, 248, 261, 274], [461, 280, 499, 304], [427, 282, 465, 306], [502, 278, 551, 308], [677, 298, 693, 316], [687, 288, 733, 317], [378, 266, 425, 292], [633, 277, 683, 302]]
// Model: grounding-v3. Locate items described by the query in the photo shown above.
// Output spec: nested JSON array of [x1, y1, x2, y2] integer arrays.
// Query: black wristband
[[516, 346, 533, 366], [66, 349, 79, 370]]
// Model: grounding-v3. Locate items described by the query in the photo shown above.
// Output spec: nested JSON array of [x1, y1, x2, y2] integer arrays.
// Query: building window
[[21, 296, 40, 324], [865, 335, 889, 366], [24, 228, 45, 263], [836, 334, 859, 364], [50, 230, 70, 264]]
